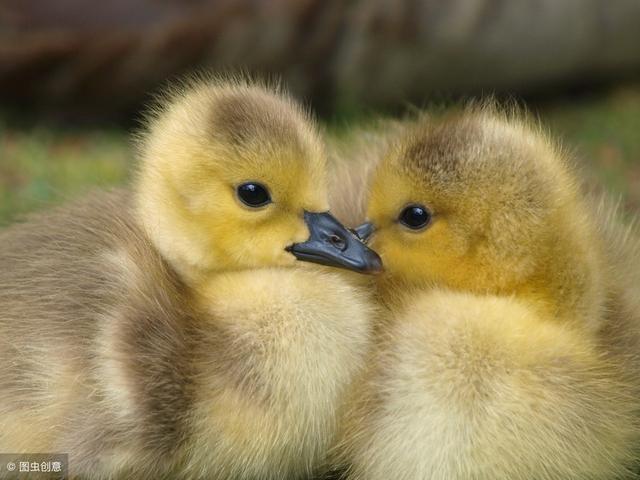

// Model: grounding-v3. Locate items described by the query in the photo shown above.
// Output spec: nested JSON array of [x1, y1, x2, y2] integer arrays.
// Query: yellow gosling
[[0, 77, 381, 479], [333, 107, 640, 480]]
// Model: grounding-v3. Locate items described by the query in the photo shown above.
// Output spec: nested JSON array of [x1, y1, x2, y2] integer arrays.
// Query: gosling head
[[136, 78, 381, 281], [362, 108, 601, 320]]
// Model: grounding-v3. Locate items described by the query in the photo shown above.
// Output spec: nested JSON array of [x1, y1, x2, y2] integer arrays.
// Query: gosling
[[0, 78, 382, 479], [332, 107, 640, 480]]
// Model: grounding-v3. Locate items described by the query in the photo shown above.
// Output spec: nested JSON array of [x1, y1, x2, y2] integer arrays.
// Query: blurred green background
[[2, 84, 640, 227]]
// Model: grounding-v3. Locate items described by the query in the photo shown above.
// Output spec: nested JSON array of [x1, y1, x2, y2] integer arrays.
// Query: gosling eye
[[399, 204, 432, 230], [237, 182, 272, 208]]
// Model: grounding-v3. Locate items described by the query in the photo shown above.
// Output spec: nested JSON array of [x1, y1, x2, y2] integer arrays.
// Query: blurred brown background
[[1, 0, 640, 224]]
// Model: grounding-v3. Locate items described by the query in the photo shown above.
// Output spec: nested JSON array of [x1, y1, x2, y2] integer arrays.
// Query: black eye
[[237, 182, 271, 208], [399, 204, 432, 230]]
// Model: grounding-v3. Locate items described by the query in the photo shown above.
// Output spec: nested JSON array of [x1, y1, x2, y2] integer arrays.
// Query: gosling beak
[[352, 222, 375, 243], [286, 211, 383, 274]]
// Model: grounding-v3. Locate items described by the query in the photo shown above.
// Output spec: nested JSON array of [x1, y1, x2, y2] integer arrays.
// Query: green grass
[[0, 126, 131, 226], [1, 86, 639, 226], [542, 86, 640, 215]]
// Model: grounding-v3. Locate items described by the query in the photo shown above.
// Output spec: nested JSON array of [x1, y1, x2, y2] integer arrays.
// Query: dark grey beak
[[352, 222, 375, 243], [286, 211, 383, 274]]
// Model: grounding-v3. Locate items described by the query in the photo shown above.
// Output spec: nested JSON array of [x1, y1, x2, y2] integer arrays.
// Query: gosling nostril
[[329, 234, 347, 251]]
